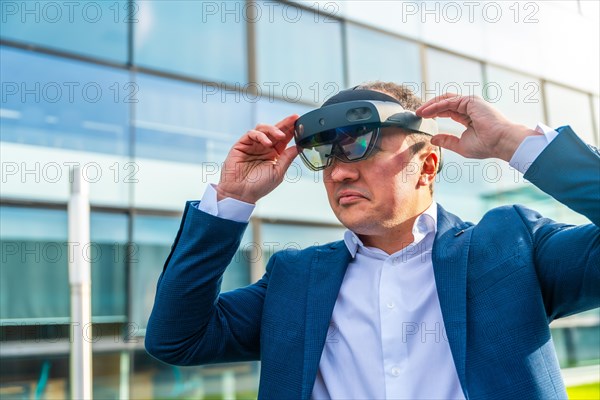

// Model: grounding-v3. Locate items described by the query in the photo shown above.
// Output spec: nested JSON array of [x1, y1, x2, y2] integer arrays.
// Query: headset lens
[[297, 126, 378, 170]]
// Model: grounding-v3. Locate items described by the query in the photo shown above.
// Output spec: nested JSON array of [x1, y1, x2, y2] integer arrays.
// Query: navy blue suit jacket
[[146, 126, 600, 399]]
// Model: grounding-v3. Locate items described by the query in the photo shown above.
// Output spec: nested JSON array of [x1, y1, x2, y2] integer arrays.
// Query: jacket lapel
[[301, 241, 352, 400], [432, 204, 472, 398]]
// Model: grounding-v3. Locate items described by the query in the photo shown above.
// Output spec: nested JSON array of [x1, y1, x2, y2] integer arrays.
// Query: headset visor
[[294, 100, 438, 171]]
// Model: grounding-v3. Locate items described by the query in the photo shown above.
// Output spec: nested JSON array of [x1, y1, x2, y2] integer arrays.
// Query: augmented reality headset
[[294, 89, 439, 171]]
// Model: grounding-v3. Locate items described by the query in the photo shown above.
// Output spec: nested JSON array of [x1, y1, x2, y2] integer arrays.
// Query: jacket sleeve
[[519, 126, 600, 320], [144, 201, 269, 365]]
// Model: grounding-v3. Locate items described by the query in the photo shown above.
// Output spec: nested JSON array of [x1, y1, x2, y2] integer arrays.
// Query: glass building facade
[[1, 1, 598, 398]]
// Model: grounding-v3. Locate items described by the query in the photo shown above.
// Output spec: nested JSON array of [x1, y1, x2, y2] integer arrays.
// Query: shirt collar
[[343, 202, 438, 258]]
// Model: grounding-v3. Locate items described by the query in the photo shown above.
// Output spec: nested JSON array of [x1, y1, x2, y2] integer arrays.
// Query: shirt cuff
[[509, 123, 560, 174], [196, 184, 255, 223]]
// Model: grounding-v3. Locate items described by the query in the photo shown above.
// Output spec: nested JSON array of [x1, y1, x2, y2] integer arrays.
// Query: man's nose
[[326, 158, 360, 183]]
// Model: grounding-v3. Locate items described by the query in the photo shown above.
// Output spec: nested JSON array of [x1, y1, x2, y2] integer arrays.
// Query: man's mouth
[[337, 190, 369, 205]]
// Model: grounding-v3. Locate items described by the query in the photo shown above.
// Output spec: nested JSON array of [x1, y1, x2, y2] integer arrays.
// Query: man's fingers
[[275, 114, 300, 137], [253, 115, 299, 151], [434, 110, 472, 127], [255, 124, 286, 141], [431, 134, 461, 154], [417, 94, 474, 118], [277, 146, 299, 172], [246, 130, 274, 147], [416, 93, 460, 115]]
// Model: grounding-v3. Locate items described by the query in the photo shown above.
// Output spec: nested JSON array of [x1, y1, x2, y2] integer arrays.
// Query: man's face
[[323, 128, 431, 236]]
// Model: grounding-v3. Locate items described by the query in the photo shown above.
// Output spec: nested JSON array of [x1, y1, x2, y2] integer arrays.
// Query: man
[[145, 82, 599, 399]]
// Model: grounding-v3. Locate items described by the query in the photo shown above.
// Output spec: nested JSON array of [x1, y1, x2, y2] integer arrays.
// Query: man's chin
[[335, 215, 374, 235]]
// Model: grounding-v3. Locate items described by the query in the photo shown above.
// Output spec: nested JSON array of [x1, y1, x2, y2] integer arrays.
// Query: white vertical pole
[[222, 370, 236, 400], [68, 166, 93, 400], [119, 351, 130, 400]]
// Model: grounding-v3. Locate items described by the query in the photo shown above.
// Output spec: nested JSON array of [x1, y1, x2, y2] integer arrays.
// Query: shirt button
[[391, 367, 401, 377], [386, 302, 395, 309], [352, 237, 358, 244]]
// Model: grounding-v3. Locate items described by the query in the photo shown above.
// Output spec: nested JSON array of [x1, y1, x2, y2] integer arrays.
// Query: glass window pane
[[0, 207, 68, 321], [545, 83, 596, 145], [132, 73, 253, 210], [0, 207, 127, 322], [0, 47, 129, 155], [134, 0, 247, 83], [0, 46, 131, 206], [255, 1, 344, 105], [131, 214, 252, 331], [342, 1, 419, 39], [425, 48, 483, 134], [0, 0, 128, 63], [346, 24, 421, 92], [90, 212, 128, 321], [134, 73, 251, 163], [484, 66, 544, 128], [131, 215, 180, 331]]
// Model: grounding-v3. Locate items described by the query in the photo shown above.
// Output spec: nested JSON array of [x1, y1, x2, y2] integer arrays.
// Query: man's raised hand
[[216, 114, 299, 204], [416, 94, 540, 162]]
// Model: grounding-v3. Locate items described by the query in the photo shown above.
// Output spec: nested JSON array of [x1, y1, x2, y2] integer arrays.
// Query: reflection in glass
[[545, 83, 596, 145], [134, 0, 247, 83], [0, 207, 127, 322], [425, 48, 483, 134], [346, 24, 421, 92], [484, 66, 544, 128], [0, 47, 129, 156], [134, 73, 252, 163], [0, 0, 128, 63], [255, 2, 344, 104]]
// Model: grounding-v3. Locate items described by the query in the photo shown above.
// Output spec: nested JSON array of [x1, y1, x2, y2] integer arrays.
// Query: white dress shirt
[[196, 124, 559, 399], [311, 202, 465, 400]]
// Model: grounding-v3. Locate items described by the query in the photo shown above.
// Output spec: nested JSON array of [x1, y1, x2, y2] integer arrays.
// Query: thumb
[[277, 145, 299, 172], [431, 134, 461, 153]]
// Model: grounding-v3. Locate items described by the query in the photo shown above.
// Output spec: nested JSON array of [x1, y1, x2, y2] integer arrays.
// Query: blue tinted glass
[[255, 1, 344, 104], [346, 24, 422, 92], [134, 73, 252, 163], [0, 207, 127, 322], [134, 0, 247, 83], [90, 212, 127, 320], [131, 215, 180, 329], [0, 0, 128, 63], [0, 46, 130, 155]]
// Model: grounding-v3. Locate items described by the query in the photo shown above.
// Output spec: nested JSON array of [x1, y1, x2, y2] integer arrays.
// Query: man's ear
[[418, 151, 439, 187]]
